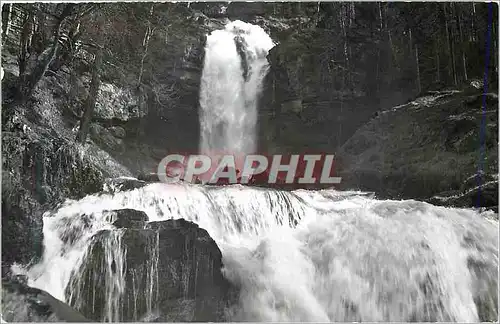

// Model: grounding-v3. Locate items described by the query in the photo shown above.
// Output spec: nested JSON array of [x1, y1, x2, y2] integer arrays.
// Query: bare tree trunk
[[435, 37, 440, 81], [378, 2, 383, 31], [458, 17, 469, 81], [138, 4, 155, 86], [340, 3, 351, 87], [32, 3, 47, 54], [443, 3, 457, 85], [456, 6, 468, 81], [376, 3, 382, 93], [385, 3, 394, 64], [18, 4, 75, 100], [350, 2, 355, 27], [461, 50, 468, 81], [76, 48, 103, 143], [76, 16, 104, 144], [471, 2, 476, 42], [443, 4, 450, 78], [21, 17, 62, 98], [494, 21, 498, 76], [415, 44, 421, 93], [338, 61, 345, 149], [18, 6, 34, 83], [2, 3, 12, 42], [409, 28, 413, 54], [450, 33, 457, 85]]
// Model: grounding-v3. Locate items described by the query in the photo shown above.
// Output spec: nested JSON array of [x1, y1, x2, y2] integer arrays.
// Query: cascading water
[[64, 228, 127, 322], [199, 20, 274, 156], [16, 20, 498, 323], [20, 184, 499, 321]]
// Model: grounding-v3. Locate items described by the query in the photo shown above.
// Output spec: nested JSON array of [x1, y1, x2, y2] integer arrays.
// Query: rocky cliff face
[[1, 68, 136, 273], [337, 85, 498, 210]]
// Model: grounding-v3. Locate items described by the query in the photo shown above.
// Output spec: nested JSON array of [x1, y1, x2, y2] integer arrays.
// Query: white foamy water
[[199, 20, 274, 156], [21, 182, 498, 322]]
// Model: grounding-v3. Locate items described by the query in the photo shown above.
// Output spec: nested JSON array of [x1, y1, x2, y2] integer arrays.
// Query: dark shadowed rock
[[137, 172, 161, 183], [107, 209, 149, 229], [2, 275, 90, 322], [66, 217, 237, 322], [429, 181, 499, 212], [108, 126, 126, 139], [145, 218, 196, 231], [337, 90, 498, 210], [89, 122, 126, 153], [103, 177, 148, 193]]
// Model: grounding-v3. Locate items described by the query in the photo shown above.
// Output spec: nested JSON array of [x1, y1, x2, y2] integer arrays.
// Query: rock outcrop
[[337, 88, 498, 210], [94, 83, 148, 122], [2, 275, 89, 322], [66, 212, 237, 322]]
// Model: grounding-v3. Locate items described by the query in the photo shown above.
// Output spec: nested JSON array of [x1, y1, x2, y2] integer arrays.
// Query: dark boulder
[[137, 172, 161, 183], [108, 126, 126, 139], [66, 217, 237, 322], [103, 177, 148, 193], [108, 209, 149, 229]]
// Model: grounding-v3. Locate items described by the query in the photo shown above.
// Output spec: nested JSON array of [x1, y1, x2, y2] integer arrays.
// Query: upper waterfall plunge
[[199, 21, 274, 156]]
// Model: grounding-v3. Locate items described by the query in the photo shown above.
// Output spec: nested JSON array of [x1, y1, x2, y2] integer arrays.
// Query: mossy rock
[[66, 164, 104, 200]]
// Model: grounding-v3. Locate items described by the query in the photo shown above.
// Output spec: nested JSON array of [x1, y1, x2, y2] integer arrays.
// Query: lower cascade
[[18, 182, 499, 322]]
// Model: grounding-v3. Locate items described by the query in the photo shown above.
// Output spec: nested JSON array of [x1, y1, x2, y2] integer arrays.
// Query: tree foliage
[[312, 2, 498, 103]]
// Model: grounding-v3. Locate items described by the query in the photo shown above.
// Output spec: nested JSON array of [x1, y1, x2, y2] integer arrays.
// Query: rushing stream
[[21, 183, 499, 321]]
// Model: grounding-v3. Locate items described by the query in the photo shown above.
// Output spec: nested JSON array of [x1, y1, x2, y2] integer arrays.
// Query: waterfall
[[14, 19, 498, 324], [102, 231, 126, 322], [199, 20, 274, 156], [21, 183, 498, 322]]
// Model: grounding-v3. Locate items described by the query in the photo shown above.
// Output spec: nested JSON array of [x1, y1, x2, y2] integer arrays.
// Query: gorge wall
[[4, 2, 496, 167]]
